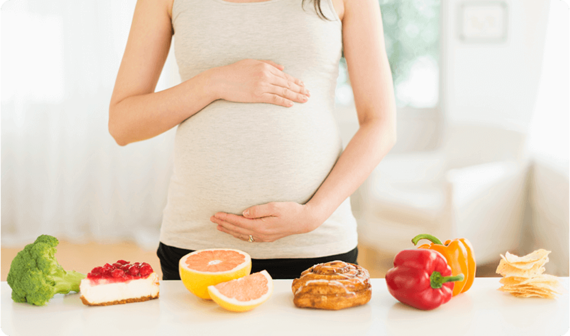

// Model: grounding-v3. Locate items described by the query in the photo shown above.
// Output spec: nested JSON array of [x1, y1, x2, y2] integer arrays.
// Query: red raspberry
[[111, 269, 125, 278], [129, 266, 140, 276], [92, 267, 103, 274], [116, 260, 130, 265], [91, 272, 102, 279], [139, 265, 152, 277], [103, 263, 113, 271]]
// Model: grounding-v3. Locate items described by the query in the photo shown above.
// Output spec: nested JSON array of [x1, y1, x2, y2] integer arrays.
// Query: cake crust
[[80, 293, 159, 306]]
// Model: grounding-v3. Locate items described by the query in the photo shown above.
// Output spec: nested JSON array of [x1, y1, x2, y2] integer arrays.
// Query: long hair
[[302, 0, 334, 21]]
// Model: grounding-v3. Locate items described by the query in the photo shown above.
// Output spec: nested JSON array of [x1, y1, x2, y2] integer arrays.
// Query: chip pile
[[496, 249, 562, 299]]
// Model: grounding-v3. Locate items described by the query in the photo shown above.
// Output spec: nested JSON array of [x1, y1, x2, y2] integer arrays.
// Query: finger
[[259, 59, 284, 71], [212, 213, 255, 231], [211, 216, 252, 236], [243, 203, 278, 219], [217, 225, 250, 241], [267, 69, 309, 96], [267, 81, 309, 104], [280, 72, 308, 92], [260, 93, 294, 108], [264, 63, 306, 88]]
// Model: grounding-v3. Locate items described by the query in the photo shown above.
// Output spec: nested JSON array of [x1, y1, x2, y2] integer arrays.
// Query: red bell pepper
[[386, 249, 464, 310]]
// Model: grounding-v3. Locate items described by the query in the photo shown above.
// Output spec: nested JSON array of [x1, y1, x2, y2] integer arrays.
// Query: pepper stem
[[412, 234, 443, 246], [430, 271, 464, 289]]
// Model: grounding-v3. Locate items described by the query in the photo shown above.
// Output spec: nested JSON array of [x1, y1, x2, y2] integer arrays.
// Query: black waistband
[[157, 241, 358, 280]]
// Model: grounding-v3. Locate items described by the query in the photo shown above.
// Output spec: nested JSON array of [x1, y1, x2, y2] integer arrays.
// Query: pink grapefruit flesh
[[214, 272, 269, 301], [207, 270, 274, 312], [184, 250, 246, 273]]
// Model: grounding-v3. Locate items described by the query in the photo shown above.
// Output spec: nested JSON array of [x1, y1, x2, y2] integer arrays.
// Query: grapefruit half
[[208, 270, 273, 312], [179, 249, 251, 299]]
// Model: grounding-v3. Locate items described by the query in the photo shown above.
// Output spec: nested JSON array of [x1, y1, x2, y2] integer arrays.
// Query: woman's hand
[[210, 202, 321, 242], [212, 59, 310, 107]]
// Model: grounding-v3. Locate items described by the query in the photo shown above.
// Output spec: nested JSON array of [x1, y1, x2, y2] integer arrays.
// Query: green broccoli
[[7, 234, 86, 306]]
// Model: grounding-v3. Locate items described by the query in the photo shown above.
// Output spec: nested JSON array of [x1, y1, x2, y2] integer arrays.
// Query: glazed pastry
[[291, 261, 372, 310]]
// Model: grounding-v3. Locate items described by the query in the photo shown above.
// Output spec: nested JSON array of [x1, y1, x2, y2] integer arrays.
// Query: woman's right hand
[[213, 59, 310, 107]]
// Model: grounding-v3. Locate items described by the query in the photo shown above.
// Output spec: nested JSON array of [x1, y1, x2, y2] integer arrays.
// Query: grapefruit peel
[[179, 249, 252, 300]]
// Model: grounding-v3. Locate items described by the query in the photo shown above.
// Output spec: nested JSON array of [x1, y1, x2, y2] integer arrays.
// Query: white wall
[[442, 0, 551, 130], [338, 0, 555, 153]]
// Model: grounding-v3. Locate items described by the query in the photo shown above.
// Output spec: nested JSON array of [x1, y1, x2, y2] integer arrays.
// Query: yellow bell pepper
[[412, 234, 476, 296]]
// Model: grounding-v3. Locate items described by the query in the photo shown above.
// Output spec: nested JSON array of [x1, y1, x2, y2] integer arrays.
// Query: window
[[336, 0, 441, 109]]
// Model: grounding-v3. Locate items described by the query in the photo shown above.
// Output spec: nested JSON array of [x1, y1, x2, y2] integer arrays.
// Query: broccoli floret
[[7, 234, 86, 306]]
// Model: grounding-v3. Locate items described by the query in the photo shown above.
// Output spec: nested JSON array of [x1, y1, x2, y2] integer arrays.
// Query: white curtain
[[2, 0, 180, 249], [524, 0, 569, 275], [528, 0, 569, 169]]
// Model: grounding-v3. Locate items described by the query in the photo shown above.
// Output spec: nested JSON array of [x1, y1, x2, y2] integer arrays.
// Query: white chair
[[528, 157, 570, 276], [357, 123, 528, 265]]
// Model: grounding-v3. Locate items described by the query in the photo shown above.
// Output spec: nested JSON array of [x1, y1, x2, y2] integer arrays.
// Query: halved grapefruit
[[208, 270, 273, 312], [179, 249, 251, 300]]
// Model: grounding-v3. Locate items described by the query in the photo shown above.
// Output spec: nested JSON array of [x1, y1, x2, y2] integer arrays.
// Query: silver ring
[[248, 235, 255, 243]]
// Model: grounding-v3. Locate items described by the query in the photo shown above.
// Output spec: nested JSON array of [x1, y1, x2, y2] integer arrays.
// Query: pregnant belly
[[171, 99, 342, 215]]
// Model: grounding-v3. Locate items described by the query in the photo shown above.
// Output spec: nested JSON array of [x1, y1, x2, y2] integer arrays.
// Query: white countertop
[[1, 278, 568, 336]]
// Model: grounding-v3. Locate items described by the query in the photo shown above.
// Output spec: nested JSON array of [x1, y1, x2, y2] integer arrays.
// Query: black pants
[[157, 241, 359, 280]]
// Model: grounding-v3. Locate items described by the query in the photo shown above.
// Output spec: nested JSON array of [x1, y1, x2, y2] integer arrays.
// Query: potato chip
[[500, 274, 556, 284], [514, 287, 557, 294], [500, 285, 559, 296], [499, 253, 549, 269], [511, 291, 556, 299], [518, 274, 561, 287], [500, 283, 561, 294], [496, 249, 561, 299], [499, 276, 528, 285], [500, 257, 549, 270], [496, 259, 545, 277], [504, 249, 550, 263]]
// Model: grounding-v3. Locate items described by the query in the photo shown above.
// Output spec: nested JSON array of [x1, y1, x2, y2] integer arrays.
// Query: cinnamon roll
[[291, 261, 372, 310]]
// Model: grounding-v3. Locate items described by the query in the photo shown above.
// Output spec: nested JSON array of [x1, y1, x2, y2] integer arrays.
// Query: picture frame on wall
[[458, 1, 508, 43]]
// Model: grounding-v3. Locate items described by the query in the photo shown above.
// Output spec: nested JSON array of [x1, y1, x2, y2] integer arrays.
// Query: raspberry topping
[[139, 264, 152, 277], [87, 260, 154, 283], [128, 266, 140, 276]]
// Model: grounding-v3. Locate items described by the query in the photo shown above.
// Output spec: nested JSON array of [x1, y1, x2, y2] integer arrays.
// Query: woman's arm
[[109, 0, 209, 146], [109, 0, 309, 146], [210, 0, 396, 242], [305, 0, 397, 225]]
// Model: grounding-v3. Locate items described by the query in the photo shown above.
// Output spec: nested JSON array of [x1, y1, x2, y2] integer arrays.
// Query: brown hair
[[302, 0, 334, 21]]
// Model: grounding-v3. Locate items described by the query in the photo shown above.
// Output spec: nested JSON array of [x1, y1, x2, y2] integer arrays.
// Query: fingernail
[[243, 210, 249, 216], [300, 81, 304, 86]]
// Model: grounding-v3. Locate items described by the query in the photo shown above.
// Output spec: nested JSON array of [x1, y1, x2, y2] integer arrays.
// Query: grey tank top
[[161, 0, 358, 258]]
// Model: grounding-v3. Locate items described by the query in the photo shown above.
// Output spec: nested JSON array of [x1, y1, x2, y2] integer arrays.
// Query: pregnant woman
[[109, 0, 396, 279]]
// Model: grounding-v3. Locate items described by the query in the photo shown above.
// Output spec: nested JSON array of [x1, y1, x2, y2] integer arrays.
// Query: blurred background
[[1, 0, 568, 280]]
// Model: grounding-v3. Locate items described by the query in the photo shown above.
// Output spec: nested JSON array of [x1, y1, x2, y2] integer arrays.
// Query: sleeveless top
[[160, 0, 358, 259]]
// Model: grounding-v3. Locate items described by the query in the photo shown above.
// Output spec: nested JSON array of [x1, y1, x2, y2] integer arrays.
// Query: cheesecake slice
[[80, 260, 160, 306]]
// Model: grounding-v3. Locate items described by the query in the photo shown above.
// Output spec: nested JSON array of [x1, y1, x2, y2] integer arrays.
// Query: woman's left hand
[[210, 202, 321, 243]]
